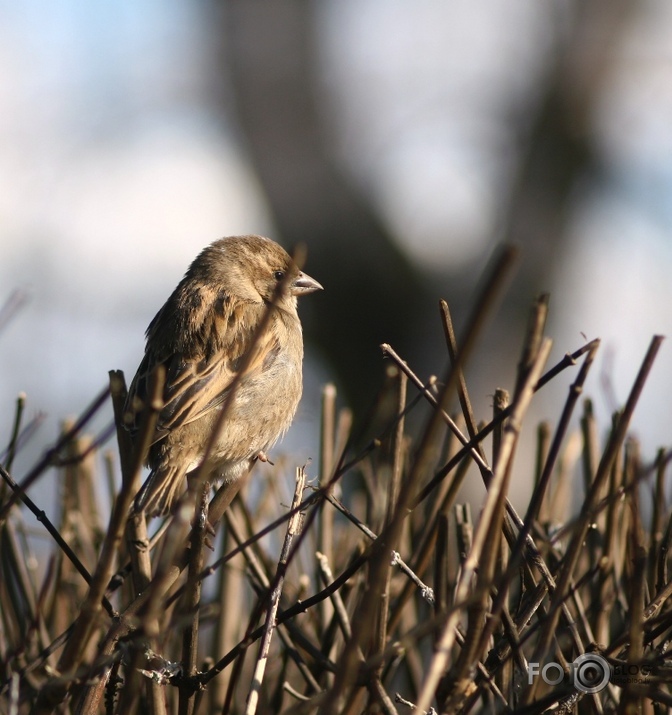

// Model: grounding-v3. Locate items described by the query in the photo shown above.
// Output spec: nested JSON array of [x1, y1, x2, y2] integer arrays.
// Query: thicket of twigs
[[1, 248, 671, 715]]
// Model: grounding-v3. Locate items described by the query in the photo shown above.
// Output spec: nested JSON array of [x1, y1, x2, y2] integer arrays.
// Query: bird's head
[[199, 235, 322, 309]]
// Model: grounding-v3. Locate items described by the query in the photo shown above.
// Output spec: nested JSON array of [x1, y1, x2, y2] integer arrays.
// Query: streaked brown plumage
[[124, 235, 322, 516]]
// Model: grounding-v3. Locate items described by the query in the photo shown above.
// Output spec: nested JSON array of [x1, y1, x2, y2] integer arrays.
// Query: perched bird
[[124, 235, 322, 516]]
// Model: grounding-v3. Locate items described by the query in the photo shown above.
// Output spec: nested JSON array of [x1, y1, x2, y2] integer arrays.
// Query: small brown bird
[[125, 235, 322, 516]]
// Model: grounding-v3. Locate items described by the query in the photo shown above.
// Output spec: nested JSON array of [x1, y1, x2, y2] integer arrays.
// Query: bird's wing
[[125, 295, 277, 442], [155, 351, 234, 432]]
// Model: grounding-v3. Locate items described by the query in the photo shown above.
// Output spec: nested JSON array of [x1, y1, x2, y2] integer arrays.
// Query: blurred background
[[1, 1, 671, 496]]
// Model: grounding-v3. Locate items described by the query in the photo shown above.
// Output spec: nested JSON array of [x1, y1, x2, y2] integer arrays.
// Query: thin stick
[[3, 393, 26, 473], [229, 506, 328, 691], [482, 338, 600, 646], [414, 338, 551, 714], [0, 385, 111, 522], [319, 384, 337, 566], [439, 300, 486, 460], [523, 334, 664, 705], [0, 463, 115, 618], [410, 340, 599, 508], [48, 371, 161, 709], [245, 466, 306, 715], [178, 484, 210, 715], [374, 370, 407, 681], [322, 493, 433, 602]]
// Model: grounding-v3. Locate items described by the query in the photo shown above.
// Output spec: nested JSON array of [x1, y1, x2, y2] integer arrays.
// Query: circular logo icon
[[573, 653, 611, 694]]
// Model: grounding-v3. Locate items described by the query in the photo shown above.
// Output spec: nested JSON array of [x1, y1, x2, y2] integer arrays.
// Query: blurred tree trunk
[[207, 0, 635, 415], [470, 0, 635, 396], [500, 0, 635, 295], [211, 2, 428, 414]]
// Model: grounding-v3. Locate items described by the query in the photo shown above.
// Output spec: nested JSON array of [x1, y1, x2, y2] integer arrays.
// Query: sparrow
[[124, 235, 322, 516]]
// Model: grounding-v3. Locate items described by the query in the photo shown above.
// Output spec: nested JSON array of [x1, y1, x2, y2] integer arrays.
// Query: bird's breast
[[209, 321, 304, 460]]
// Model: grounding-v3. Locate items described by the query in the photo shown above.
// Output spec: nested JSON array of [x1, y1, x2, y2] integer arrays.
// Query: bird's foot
[[256, 451, 274, 466]]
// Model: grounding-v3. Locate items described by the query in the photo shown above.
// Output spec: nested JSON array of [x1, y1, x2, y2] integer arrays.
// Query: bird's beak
[[291, 271, 323, 296]]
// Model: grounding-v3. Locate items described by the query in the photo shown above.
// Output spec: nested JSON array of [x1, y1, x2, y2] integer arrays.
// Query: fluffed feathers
[[124, 235, 322, 515]]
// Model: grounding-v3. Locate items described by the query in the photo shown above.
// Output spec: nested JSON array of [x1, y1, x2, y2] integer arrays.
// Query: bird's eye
[[274, 270, 285, 281]]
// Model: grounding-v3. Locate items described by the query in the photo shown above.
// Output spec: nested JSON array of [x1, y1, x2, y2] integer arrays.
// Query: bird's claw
[[256, 451, 274, 466]]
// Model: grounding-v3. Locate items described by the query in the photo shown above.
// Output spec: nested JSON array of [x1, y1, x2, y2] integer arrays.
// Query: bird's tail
[[133, 466, 186, 517]]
